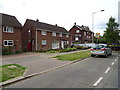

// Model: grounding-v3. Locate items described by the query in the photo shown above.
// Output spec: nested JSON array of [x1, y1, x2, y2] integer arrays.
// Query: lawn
[[0, 64, 27, 82], [53, 51, 90, 61]]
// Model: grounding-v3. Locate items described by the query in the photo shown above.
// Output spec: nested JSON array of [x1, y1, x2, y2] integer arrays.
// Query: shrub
[[59, 48, 76, 52], [2, 47, 13, 55]]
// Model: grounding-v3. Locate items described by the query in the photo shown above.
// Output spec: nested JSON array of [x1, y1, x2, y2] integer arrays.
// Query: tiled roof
[[1, 13, 22, 28], [27, 19, 68, 33], [75, 25, 93, 32]]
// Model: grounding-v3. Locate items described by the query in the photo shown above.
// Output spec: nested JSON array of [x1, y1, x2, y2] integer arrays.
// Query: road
[[4, 52, 119, 88]]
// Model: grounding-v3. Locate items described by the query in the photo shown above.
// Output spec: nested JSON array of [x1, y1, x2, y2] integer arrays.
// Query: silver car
[[90, 45, 112, 57]]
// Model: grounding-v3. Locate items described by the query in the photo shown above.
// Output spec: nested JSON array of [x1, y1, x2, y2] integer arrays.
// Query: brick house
[[22, 19, 70, 51], [69, 23, 93, 44], [1, 13, 22, 53]]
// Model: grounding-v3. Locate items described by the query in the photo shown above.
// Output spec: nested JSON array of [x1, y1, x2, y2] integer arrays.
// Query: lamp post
[[92, 10, 105, 46]]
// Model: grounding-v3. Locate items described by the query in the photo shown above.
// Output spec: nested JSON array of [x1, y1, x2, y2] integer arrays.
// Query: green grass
[[53, 51, 90, 61], [0, 64, 26, 82]]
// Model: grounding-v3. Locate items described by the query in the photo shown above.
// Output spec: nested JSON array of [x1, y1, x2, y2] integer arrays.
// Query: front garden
[[0, 64, 27, 82]]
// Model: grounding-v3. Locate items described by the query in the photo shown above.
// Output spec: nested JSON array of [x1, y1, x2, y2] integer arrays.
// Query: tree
[[104, 17, 119, 44]]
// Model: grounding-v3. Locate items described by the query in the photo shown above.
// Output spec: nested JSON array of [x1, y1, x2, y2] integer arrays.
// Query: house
[[22, 19, 70, 51], [1, 13, 22, 53], [69, 23, 93, 45]]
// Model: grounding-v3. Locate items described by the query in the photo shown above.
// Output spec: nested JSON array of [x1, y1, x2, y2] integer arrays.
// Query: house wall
[[2, 26, 22, 52], [69, 26, 84, 44], [22, 21, 36, 51], [23, 21, 71, 51], [69, 26, 92, 44], [37, 31, 70, 51]]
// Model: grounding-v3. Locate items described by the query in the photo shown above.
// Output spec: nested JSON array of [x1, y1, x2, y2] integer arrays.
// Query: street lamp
[[92, 10, 105, 46]]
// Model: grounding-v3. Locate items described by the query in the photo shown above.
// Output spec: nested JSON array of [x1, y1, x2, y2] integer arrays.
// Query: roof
[[26, 19, 68, 33], [75, 25, 93, 33], [1, 13, 22, 28]]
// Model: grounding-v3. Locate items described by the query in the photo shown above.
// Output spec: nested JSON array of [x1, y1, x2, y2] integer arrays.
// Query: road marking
[[111, 62, 115, 65], [117, 57, 119, 59], [105, 67, 110, 73], [115, 59, 117, 61], [93, 77, 103, 87]]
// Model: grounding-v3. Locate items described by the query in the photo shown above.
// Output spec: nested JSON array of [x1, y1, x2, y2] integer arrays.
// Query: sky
[[0, 0, 120, 36]]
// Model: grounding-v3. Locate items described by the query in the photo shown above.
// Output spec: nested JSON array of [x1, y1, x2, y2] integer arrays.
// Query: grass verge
[[0, 64, 27, 82], [53, 51, 90, 61]]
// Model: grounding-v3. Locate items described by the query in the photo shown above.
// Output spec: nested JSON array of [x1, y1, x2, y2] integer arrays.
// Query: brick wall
[[2, 26, 22, 52]]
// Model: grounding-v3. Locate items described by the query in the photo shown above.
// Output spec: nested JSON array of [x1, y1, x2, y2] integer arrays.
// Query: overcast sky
[[0, 0, 120, 36]]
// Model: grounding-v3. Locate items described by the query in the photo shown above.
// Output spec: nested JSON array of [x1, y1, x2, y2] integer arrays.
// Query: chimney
[[74, 22, 76, 25], [36, 19, 39, 22], [55, 24, 57, 26], [81, 25, 84, 27]]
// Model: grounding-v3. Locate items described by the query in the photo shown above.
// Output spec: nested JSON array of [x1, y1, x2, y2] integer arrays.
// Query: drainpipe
[[36, 30, 38, 51]]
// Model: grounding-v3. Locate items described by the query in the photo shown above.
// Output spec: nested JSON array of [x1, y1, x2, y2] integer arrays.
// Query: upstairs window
[[52, 32, 56, 36], [66, 34, 69, 38], [76, 30, 80, 33], [84, 32, 86, 36], [3, 40, 14, 46], [59, 33, 62, 37], [75, 37, 79, 41], [41, 31, 47, 35], [3, 26, 14, 33]]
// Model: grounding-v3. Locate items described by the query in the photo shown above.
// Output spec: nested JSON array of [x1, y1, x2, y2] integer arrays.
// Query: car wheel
[[91, 55, 94, 57], [109, 52, 112, 56], [104, 53, 107, 58]]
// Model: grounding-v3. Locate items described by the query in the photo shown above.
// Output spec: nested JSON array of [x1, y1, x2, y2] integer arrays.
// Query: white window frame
[[67, 41, 69, 45], [76, 30, 80, 33], [59, 33, 62, 37], [41, 31, 47, 35], [84, 32, 86, 36], [42, 40, 47, 45], [3, 40, 14, 46], [75, 37, 79, 41], [3, 26, 14, 33], [66, 34, 69, 38], [52, 32, 56, 36]]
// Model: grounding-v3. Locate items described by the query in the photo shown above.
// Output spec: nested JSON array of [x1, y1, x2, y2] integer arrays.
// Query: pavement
[[1, 50, 88, 86]]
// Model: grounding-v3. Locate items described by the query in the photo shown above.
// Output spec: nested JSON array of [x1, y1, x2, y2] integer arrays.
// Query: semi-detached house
[[1, 13, 22, 53], [69, 23, 93, 44], [22, 19, 70, 51]]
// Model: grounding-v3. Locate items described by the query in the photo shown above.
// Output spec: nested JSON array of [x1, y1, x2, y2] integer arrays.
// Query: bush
[[74, 46, 87, 50], [2, 47, 13, 55], [59, 48, 76, 52]]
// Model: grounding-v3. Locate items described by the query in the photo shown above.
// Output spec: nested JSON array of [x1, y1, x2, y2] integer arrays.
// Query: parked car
[[90, 45, 112, 57]]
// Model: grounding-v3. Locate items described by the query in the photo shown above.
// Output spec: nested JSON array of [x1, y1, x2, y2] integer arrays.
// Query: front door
[[27, 40, 32, 51]]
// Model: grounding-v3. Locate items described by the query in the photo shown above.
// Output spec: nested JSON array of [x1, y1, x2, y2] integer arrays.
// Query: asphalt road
[[5, 52, 119, 88]]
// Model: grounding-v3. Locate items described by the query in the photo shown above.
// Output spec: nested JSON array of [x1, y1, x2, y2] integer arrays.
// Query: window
[[67, 41, 69, 44], [42, 40, 47, 45], [3, 40, 14, 46], [41, 31, 47, 35], [84, 32, 86, 36], [3, 26, 14, 33], [76, 30, 80, 33], [59, 33, 62, 37], [66, 34, 69, 37], [75, 37, 79, 41], [52, 32, 56, 36]]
